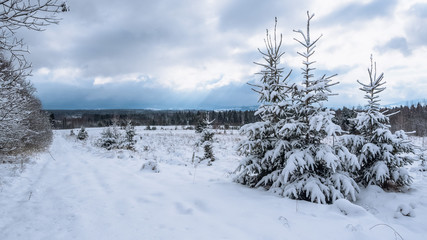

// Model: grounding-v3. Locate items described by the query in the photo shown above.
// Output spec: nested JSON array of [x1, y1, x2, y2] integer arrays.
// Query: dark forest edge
[[47, 103, 427, 136]]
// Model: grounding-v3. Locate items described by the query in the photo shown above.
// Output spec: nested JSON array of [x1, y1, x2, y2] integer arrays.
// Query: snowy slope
[[1, 128, 426, 240]]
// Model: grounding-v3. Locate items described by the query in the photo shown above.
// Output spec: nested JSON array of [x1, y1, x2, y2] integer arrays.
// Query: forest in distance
[[47, 102, 427, 136]]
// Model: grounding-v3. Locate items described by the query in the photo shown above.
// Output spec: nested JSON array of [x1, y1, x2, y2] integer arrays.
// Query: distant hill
[[384, 98, 427, 108]]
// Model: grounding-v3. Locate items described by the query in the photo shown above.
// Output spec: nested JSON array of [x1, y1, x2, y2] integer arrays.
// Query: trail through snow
[[1, 129, 427, 240]]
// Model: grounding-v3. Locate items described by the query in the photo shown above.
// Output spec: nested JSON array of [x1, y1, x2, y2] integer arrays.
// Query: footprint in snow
[[175, 202, 193, 215]]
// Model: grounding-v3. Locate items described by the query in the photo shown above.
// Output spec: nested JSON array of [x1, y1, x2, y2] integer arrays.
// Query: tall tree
[[236, 12, 359, 204], [235, 17, 293, 187], [0, 53, 52, 155], [0, 1, 67, 156]]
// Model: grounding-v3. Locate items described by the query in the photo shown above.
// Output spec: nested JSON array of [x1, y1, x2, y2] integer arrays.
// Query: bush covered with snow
[[77, 126, 88, 141], [97, 121, 137, 151], [140, 160, 160, 173], [97, 125, 121, 150]]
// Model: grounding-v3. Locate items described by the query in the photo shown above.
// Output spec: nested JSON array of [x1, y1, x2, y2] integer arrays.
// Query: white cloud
[[93, 73, 150, 85], [32, 67, 83, 86]]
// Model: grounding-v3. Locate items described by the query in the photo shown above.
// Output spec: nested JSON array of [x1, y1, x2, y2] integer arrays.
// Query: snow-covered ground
[[1, 127, 427, 240]]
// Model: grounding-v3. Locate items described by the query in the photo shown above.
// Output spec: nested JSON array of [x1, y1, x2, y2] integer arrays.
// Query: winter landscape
[[0, 127, 426, 240], [1, 0, 427, 240]]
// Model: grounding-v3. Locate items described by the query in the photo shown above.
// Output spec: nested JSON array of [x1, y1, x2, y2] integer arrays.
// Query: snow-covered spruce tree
[[195, 112, 207, 134], [77, 126, 88, 141], [235, 17, 293, 187], [97, 124, 121, 150], [197, 113, 215, 165], [235, 12, 359, 204], [341, 56, 415, 189], [120, 120, 137, 151]]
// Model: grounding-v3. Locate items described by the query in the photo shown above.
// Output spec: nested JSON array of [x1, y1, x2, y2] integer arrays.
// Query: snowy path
[[1, 130, 427, 240], [0, 132, 288, 239]]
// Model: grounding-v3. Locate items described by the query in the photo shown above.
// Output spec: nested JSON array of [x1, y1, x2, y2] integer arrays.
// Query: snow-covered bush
[[77, 126, 88, 140], [97, 125, 121, 150], [235, 13, 359, 204], [140, 160, 160, 173], [394, 203, 416, 218], [97, 121, 138, 151], [340, 56, 416, 189]]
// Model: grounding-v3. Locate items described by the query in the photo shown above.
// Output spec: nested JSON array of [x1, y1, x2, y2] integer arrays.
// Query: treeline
[[48, 103, 427, 136], [48, 109, 259, 129], [335, 103, 427, 136]]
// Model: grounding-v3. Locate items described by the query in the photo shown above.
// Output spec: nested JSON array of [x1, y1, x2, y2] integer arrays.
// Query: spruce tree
[[341, 56, 415, 189], [235, 17, 293, 187], [235, 12, 359, 204], [121, 120, 136, 151], [197, 113, 216, 165], [98, 124, 121, 150], [77, 126, 88, 140]]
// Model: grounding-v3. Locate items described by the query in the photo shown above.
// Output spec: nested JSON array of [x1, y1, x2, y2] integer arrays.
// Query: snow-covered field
[[1, 127, 427, 240]]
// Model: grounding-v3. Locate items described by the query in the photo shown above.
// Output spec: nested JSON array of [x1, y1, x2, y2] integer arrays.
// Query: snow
[[333, 199, 367, 216], [1, 127, 427, 240]]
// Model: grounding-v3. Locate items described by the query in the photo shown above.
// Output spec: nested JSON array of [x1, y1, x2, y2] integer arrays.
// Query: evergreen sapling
[[121, 120, 137, 151], [197, 113, 216, 165], [77, 126, 88, 140], [341, 56, 416, 189]]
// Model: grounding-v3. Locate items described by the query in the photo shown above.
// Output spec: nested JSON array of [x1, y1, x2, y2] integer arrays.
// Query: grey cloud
[[320, 0, 397, 25], [218, 0, 308, 34], [376, 37, 411, 56], [33, 80, 259, 110], [17, 0, 424, 110], [24, 0, 264, 80], [406, 3, 427, 47], [408, 2, 427, 18]]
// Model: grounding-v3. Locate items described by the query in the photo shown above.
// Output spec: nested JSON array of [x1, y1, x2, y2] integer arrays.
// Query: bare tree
[[0, 53, 52, 155], [0, 1, 67, 156], [0, 0, 68, 70]]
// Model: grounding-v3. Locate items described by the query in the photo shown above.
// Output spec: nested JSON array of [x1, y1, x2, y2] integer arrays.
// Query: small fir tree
[[98, 124, 121, 150], [77, 126, 88, 140], [195, 112, 208, 134], [341, 56, 415, 189], [121, 120, 137, 150], [197, 113, 215, 165]]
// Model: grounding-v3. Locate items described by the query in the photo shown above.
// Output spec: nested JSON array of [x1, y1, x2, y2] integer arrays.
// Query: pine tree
[[341, 56, 415, 189], [235, 12, 359, 204]]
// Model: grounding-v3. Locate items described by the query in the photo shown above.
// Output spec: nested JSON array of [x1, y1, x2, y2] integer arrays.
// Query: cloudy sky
[[23, 0, 427, 109]]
